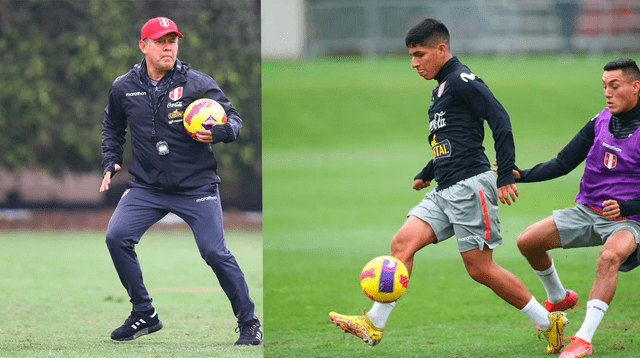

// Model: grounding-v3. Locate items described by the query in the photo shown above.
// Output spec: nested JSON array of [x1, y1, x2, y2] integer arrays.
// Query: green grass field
[[262, 55, 640, 357], [0, 229, 263, 357]]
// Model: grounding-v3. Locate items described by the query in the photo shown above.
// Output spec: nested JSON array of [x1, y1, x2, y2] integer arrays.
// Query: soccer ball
[[360, 256, 409, 303], [183, 98, 227, 138]]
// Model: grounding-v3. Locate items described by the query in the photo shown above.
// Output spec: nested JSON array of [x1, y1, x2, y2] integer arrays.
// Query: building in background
[[262, 0, 306, 58], [263, 0, 640, 59]]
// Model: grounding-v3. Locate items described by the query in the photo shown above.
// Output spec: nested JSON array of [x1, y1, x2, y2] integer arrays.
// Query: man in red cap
[[138, 17, 184, 81], [100, 17, 262, 345]]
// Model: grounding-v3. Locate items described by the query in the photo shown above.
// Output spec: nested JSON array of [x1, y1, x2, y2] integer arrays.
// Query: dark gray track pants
[[105, 181, 256, 324]]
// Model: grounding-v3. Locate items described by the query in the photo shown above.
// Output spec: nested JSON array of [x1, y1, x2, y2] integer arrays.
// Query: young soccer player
[[515, 57, 640, 358], [329, 18, 569, 354]]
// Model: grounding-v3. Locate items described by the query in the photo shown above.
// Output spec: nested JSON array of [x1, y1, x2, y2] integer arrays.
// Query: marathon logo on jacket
[[604, 152, 617, 169], [126, 91, 147, 97], [169, 87, 183, 101], [430, 135, 451, 161]]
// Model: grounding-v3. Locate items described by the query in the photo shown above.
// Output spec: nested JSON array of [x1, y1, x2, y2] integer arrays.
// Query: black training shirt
[[415, 57, 516, 190]]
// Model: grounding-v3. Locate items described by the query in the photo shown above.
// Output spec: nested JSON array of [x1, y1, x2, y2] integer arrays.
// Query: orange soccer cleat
[[542, 289, 578, 312]]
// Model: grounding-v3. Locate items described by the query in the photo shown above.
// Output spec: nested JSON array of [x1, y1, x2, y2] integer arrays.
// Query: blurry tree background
[[0, 0, 261, 210]]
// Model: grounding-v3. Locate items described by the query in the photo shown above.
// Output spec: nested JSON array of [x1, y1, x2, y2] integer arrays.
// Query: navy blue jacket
[[414, 57, 515, 190], [101, 58, 242, 190]]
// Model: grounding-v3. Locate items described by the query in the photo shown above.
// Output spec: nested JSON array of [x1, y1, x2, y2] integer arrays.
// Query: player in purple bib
[[575, 107, 640, 223], [513, 58, 640, 358]]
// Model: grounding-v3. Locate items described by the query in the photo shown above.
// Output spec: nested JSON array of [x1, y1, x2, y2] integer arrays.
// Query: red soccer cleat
[[542, 289, 578, 312], [559, 336, 593, 358]]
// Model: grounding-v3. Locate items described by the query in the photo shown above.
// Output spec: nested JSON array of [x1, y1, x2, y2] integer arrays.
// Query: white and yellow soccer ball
[[360, 256, 409, 303], [183, 98, 227, 139]]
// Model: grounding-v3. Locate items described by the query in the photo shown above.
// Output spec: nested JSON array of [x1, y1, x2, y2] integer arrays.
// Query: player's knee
[[391, 229, 426, 256], [201, 247, 232, 266], [465, 265, 488, 284], [105, 226, 135, 249], [596, 248, 624, 271], [516, 229, 536, 256], [465, 265, 479, 281], [105, 230, 122, 248], [462, 258, 481, 281], [390, 237, 402, 257], [390, 234, 413, 262], [462, 253, 497, 285]]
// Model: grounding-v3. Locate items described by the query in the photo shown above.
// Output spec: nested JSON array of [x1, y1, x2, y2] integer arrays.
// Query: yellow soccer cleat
[[539, 311, 569, 354], [328, 311, 383, 346]]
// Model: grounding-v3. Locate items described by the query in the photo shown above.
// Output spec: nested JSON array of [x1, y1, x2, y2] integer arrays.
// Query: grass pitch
[[0, 229, 263, 357], [263, 55, 640, 357]]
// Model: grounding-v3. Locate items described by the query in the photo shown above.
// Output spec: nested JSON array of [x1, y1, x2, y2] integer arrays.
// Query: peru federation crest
[[158, 17, 171, 27], [169, 87, 183, 101], [604, 152, 617, 169], [437, 81, 446, 97]]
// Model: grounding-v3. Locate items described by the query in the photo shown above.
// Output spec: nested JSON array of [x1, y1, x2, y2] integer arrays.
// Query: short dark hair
[[405, 18, 450, 48], [604, 57, 640, 83]]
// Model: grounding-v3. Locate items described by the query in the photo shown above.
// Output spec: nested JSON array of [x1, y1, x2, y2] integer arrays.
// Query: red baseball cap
[[140, 17, 184, 40]]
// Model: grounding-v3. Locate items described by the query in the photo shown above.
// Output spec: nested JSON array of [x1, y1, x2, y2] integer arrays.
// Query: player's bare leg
[[517, 216, 562, 270], [588, 230, 636, 304], [390, 215, 437, 275], [460, 247, 531, 309], [367, 215, 436, 328], [461, 246, 568, 353], [329, 215, 436, 345], [560, 230, 637, 357], [517, 216, 577, 311]]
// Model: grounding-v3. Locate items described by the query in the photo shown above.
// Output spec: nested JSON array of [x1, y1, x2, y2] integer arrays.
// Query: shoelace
[[236, 323, 258, 338], [124, 314, 139, 326]]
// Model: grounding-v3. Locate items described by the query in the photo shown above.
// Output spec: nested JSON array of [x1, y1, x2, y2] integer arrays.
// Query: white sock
[[520, 296, 551, 329], [575, 299, 608, 343], [534, 261, 566, 303], [366, 301, 396, 329]]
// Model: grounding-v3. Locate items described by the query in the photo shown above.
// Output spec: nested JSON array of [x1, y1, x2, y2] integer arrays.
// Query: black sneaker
[[234, 319, 262, 345], [110, 310, 163, 341]]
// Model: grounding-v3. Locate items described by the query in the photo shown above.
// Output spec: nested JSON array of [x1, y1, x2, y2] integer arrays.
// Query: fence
[[305, 0, 640, 57]]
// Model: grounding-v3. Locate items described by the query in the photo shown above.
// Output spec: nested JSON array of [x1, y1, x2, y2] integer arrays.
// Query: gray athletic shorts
[[553, 204, 640, 272], [407, 171, 502, 253]]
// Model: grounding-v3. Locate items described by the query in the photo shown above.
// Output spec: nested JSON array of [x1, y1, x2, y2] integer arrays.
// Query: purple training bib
[[575, 108, 640, 223]]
